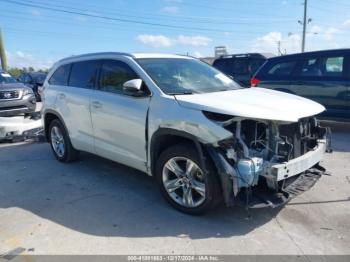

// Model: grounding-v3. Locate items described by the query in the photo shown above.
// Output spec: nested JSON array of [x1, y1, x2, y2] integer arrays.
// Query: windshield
[[0, 72, 17, 84], [137, 58, 241, 95]]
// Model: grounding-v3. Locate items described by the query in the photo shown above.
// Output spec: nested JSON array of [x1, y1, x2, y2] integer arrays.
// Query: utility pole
[[299, 0, 310, 53], [0, 28, 7, 71]]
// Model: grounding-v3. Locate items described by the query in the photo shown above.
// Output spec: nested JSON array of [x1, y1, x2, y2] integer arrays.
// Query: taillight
[[250, 77, 260, 87]]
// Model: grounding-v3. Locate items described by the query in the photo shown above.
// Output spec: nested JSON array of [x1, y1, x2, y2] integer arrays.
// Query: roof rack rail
[[218, 53, 272, 59], [58, 52, 134, 63]]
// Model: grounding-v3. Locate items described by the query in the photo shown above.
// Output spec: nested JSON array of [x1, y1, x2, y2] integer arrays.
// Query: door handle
[[91, 101, 102, 109], [58, 93, 66, 99], [295, 81, 304, 85]]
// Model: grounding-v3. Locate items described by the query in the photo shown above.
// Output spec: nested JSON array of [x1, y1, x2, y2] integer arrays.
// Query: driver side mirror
[[122, 79, 145, 97]]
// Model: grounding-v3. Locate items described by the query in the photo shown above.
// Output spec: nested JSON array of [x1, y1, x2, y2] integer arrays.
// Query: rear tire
[[49, 119, 78, 162], [155, 144, 221, 215]]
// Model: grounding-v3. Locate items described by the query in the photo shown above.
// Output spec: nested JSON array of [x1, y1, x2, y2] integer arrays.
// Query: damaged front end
[[204, 112, 331, 209]]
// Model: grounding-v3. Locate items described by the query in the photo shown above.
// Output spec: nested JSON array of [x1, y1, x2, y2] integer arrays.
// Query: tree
[[6, 67, 49, 77], [7, 67, 23, 78]]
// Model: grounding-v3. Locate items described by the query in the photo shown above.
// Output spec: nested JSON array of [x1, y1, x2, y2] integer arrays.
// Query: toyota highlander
[[42, 53, 330, 214]]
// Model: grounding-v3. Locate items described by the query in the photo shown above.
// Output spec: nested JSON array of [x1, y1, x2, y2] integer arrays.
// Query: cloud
[[161, 6, 179, 14], [177, 35, 211, 46], [250, 32, 301, 54], [309, 25, 322, 35], [250, 25, 345, 54], [324, 27, 341, 40], [193, 51, 203, 58], [6, 50, 53, 69], [136, 34, 212, 48], [308, 25, 342, 40], [343, 19, 350, 27], [136, 35, 173, 48]]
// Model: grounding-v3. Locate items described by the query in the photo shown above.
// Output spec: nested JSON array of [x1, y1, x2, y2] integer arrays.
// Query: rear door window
[[49, 64, 71, 85], [267, 61, 296, 76], [300, 56, 344, 78], [69, 60, 100, 89]]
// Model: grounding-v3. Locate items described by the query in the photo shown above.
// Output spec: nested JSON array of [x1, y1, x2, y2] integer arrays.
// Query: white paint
[[175, 87, 325, 122], [0, 116, 42, 140]]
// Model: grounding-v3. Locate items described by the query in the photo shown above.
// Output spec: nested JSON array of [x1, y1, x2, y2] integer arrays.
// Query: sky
[[1, 0, 350, 69]]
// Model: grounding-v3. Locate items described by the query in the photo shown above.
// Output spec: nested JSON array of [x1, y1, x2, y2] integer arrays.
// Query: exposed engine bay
[[204, 111, 331, 208]]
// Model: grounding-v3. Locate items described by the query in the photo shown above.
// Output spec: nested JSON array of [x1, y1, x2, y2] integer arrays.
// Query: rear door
[[91, 59, 151, 172], [57, 60, 99, 153], [291, 53, 348, 118]]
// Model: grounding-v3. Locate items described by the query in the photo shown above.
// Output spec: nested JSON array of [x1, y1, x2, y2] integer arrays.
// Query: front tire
[[49, 119, 78, 162], [155, 144, 221, 215]]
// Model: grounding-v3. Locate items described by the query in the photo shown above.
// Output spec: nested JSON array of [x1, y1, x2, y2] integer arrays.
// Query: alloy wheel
[[50, 126, 65, 158], [162, 157, 206, 208]]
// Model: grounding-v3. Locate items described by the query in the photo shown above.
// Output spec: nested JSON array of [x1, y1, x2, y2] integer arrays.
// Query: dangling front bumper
[[240, 164, 328, 209], [206, 138, 330, 209]]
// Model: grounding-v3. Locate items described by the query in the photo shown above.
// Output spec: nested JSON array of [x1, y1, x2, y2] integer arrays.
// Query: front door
[[90, 59, 151, 172]]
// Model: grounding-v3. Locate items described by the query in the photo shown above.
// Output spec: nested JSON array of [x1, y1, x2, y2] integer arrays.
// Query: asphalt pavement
[[0, 121, 349, 256]]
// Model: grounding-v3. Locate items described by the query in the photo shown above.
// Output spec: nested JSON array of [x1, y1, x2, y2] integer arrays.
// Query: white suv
[[42, 52, 330, 214]]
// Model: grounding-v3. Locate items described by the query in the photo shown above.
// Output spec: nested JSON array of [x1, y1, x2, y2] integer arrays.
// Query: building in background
[[215, 46, 228, 58], [200, 46, 228, 65]]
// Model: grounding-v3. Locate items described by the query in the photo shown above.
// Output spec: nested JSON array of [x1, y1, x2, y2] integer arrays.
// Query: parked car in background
[[43, 52, 329, 215], [213, 53, 274, 87], [17, 72, 47, 101], [251, 49, 350, 120], [0, 70, 36, 117]]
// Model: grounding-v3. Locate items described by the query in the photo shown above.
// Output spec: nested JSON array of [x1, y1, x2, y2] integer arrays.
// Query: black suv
[[213, 53, 273, 87], [0, 71, 36, 117], [251, 49, 350, 120]]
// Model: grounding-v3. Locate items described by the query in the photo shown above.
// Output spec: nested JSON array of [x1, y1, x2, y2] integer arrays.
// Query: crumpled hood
[[0, 82, 27, 91], [175, 88, 325, 122]]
